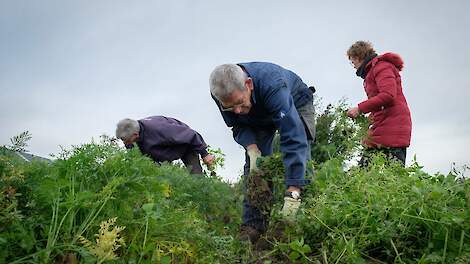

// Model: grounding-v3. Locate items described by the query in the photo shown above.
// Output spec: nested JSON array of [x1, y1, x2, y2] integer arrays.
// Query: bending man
[[209, 62, 315, 242], [116, 116, 214, 174]]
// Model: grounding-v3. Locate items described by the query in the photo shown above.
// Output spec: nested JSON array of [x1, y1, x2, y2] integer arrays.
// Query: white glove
[[247, 148, 261, 173], [281, 196, 301, 219]]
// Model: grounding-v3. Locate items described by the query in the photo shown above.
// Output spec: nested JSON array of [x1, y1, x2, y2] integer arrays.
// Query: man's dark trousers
[[182, 150, 203, 174]]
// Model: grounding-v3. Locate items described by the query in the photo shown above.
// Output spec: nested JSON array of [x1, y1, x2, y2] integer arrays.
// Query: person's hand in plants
[[281, 187, 301, 219], [202, 154, 215, 166], [347, 106, 361, 118], [246, 144, 261, 173]]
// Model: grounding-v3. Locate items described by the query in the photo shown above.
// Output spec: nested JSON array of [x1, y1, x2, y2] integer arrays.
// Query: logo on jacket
[[279, 112, 286, 118]]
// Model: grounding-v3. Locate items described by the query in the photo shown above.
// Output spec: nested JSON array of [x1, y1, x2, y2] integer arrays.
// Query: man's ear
[[245, 78, 253, 91]]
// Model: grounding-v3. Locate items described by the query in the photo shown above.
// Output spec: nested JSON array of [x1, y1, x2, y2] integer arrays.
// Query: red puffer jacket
[[358, 53, 412, 148]]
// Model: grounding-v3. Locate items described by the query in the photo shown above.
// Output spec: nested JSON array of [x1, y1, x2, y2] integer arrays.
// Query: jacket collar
[[356, 53, 378, 79]]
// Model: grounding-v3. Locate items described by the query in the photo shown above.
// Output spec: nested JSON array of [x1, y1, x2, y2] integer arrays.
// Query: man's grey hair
[[116, 118, 140, 140], [209, 64, 247, 101]]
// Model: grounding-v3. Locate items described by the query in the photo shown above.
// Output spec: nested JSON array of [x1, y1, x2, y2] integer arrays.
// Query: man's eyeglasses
[[220, 101, 244, 112]]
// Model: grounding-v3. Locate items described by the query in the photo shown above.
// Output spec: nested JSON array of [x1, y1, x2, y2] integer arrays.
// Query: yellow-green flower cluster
[[78, 217, 126, 262]]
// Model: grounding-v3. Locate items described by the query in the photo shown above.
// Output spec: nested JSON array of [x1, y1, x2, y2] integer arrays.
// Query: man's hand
[[202, 154, 215, 166], [347, 106, 361, 119], [246, 144, 261, 173]]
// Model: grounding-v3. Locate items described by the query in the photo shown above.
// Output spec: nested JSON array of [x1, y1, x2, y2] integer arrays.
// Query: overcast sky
[[1, 0, 469, 181]]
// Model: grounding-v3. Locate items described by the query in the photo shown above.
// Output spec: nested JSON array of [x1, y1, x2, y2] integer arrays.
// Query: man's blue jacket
[[213, 62, 313, 186]]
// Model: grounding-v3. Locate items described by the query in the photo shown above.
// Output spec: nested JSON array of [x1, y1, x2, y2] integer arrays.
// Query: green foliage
[[0, 136, 239, 263], [311, 156, 469, 263], [7, 131, 32, 153], [1, 100, 469, 264], [202, 146, 226, 176], [252, 154, 470, 263], [311, 101, 368, 165], [276, 237, 313, 263]]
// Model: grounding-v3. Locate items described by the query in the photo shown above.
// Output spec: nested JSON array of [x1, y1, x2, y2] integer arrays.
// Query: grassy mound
[[1, 103, 468, 263], [252, 154, 470, 263], [1, 139, 241, 263]]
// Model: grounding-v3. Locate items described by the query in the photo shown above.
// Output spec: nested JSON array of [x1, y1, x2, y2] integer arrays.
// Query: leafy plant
[[7, 131, 32, 153], [202, 146, 226, 176], [311, 100, 368, 165], [276, 237, 313, 263], [78, 217, 126, 263]]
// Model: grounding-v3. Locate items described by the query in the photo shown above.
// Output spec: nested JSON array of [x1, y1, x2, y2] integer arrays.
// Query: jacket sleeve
[[162, 123, 209, 158], [264, 82, 308, 186], [358, 62, 397, 114], [232, 125, 257, 148]]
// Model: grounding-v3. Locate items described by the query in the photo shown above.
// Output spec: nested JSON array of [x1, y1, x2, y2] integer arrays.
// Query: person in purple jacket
[[115, 116, 215, 174]]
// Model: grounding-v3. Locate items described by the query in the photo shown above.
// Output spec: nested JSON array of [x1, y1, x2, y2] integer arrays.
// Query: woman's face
[[349, 56, 363, 70]]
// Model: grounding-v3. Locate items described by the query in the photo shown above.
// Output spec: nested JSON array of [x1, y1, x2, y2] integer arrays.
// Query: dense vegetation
[[1, 103, 469, 263]]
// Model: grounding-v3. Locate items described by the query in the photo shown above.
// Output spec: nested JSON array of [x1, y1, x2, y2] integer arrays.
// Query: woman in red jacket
[[346, 41, 412, 166]]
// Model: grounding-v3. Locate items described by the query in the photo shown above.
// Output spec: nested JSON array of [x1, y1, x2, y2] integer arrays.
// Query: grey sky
[[1, 0, 469, 180]]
